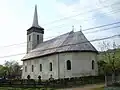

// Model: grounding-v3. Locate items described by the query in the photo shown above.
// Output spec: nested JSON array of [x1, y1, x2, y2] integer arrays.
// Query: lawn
[[92, 87, 104, 90], [0, 87, 55, 90]]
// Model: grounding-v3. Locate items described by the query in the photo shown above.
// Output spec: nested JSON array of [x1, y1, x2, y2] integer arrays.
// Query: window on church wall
[[40, 64, 42, 72], [92, 60, 95, 70], [25, 66, 27, 72], [37, 35, 39, 44], [32, 65, 34, 72], [29, 35, 31, 41], [50, 62, 52, 71], [66, 60, 71, 70]]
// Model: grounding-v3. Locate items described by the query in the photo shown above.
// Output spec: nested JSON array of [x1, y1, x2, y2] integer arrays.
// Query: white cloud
[[52, 0, 98, 30], [96, 0, 120, 19]]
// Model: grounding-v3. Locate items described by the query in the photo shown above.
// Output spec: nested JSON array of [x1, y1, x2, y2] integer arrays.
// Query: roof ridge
[[78, 31, 98, 52], [57, 31, 74, 48]]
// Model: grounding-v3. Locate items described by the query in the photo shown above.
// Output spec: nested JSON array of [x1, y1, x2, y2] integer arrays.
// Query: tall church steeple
[[32, 5, 40, 28], [27, 5, 44, 53]]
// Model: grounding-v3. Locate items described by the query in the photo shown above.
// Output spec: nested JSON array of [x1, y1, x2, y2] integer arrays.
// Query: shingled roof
[[22, 31, 98, 60]]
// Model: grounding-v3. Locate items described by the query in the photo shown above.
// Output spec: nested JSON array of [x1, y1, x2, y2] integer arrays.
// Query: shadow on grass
[[91, 87, 104, 90]]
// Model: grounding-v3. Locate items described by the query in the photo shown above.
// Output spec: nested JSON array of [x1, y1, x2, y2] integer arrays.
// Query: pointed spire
[[32, 5, 40, 28]]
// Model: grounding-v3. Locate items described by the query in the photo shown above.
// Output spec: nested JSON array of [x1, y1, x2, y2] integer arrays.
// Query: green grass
[[92, 87, 104, 90], [0, 87, 55, 90]]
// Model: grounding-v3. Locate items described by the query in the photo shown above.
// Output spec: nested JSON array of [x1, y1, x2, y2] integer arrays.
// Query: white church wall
[[32, 32, 43, 47], [58, 52, 98, 79], [58, 52, 73, 78], [27, 33, 33, 52], [27, 32, 43, 52], [22, 54, 59, 80], [22, 52, 98, 80], [72, 52, 98, 77]]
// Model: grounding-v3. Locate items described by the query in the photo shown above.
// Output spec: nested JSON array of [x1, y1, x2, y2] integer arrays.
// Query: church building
[[22, 6, 98, 80]]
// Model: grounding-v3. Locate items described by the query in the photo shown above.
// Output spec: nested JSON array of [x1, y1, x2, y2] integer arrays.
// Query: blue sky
[[0, 0, 119, 64]]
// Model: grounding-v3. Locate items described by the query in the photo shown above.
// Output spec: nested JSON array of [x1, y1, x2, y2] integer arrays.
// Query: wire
[[85, 25, 120, 34], [2, 8, 119, 49], [43, 2, 120, 26], [29, 34, 120, 53], [0, 2, 120, 58], [83, 22, 120, 32], [0, 21, 120, 48], [0, 34, 119, 59], [1, 2, 120, 49], [0, 53, 25, 58], [46, 8, 120, 31]]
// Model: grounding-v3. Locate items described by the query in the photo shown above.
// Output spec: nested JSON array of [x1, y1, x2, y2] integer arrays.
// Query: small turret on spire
[[80, 25, 82, 31], [32, 5, 40, 28], [72, 25, 74, 31]]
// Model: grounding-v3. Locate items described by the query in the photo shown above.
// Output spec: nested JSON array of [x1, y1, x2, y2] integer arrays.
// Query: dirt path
[[58, 83, 104, 90]]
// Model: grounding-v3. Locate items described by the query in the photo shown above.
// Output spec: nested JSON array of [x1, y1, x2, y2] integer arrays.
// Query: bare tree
[[98, 41, 120, 85]]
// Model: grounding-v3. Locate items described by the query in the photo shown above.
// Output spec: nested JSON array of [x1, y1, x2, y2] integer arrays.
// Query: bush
[[111, 82, 120, 87]]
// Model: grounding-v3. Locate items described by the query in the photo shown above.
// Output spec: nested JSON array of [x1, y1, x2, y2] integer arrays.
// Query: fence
[[0, 75, 104, 89]]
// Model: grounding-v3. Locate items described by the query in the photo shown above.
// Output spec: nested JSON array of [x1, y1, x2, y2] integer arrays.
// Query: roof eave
[[21, 50, 98, 61]]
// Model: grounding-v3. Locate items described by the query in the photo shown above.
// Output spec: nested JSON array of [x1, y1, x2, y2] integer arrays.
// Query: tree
[[0, 65, 8, 77], [4, 60, 22, 79], [98, 41, 120, 84]]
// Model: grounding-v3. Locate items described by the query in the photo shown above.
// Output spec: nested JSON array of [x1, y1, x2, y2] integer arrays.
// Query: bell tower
[[27, 5, 44, 53]]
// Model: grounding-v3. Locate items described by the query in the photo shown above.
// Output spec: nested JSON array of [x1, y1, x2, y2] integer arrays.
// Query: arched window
[[32, 65, 34, 72], [29, 35, 31, 41], [25, 66, 27, 72], [92, 60, 95, 70], [40, 64, 42, 72], [37, 35, 39, 44], [67, 60, 71, 70], [50, 62, 52, 71], [37, 35, 39, 41]]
